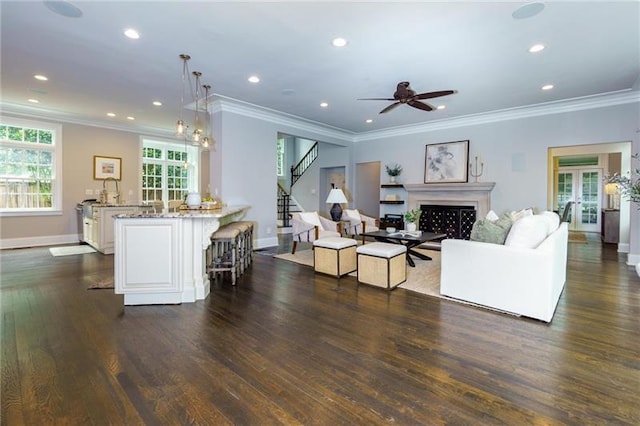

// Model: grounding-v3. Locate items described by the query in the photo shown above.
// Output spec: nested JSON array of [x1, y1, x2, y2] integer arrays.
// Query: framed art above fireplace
[[424, 140, 469, 184]]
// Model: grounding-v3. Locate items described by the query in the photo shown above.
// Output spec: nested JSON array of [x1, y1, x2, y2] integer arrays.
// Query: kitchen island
[[113, 205, 249, 305]]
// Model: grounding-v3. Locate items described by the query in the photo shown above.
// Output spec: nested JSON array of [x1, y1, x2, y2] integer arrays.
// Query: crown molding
[[2, 89, 638, 144], [0, 103, 173, 139], [352, 89, 640, 142], [212, 95, 355, 142]]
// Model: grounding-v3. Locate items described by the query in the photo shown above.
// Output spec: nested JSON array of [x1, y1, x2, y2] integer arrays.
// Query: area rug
[[49, 245, 97, 256], [274, 247, 441, 298], [87, 276, 114, 290], [568, 232, 588, 244]]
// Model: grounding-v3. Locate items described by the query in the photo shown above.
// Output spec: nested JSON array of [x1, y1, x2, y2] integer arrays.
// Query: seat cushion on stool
[[212, 226, 240, 239], [356, 242, 406, 257], [313, 237, 357, 249]]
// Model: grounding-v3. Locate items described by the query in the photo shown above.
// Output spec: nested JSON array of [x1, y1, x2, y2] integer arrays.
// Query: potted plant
[[403, 208, 422, 232], [385, 163, 402, 183]]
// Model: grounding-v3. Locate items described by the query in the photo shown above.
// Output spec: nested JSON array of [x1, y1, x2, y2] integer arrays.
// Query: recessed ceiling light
[[320, 102, 328, 108], [529, 44, 545, 53], [126, 116, 135, 120], [152, 101, 162, 106], [542, 84, 554, 91], [107, 113, 116, 117], [124, 28, 140, 39], [34, 74, 48, 81], [332, 37, 348, 47], [28, 99, 39, 103], [44, 1, 83, 18], [437, 105, 446, 110], [248, 75, 260, 84], [365, 119, 373, 123], [512, 2, 545, 20]]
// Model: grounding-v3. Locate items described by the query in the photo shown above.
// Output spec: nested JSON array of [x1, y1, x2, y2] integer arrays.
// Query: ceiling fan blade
[[414, 90, 457, 100], [408, 100, 435, 112], [379, 102, 401, 114], [358, 97, 396, 101]]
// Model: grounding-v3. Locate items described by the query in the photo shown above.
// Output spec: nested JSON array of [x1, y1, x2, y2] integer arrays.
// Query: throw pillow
[[299, 212, 322, 228], [539, 211, 560, 235], [510, 207, 534, 222], [504, 215, 549, 248], [345, 209, 361, 221], [470, 213, 513, 244], [485, 210, 499, 222]]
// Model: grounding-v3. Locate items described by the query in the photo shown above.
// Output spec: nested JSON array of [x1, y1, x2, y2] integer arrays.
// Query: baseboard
[[627, 253, 640, 266], [255, 236, 279, 250], [1, 233, 82, 249]]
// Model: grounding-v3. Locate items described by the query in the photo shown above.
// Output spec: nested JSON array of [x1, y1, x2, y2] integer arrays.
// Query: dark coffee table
[[360, 230, 447, 267]]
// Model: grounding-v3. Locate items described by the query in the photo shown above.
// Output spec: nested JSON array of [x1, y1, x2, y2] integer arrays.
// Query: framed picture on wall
[[424, 140, 469, 183], [93, 155, 121, 180]]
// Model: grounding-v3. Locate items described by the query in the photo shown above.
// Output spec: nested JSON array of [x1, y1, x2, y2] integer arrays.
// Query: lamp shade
[[326, 188, 348, 204], [605, 183, 619, 195]]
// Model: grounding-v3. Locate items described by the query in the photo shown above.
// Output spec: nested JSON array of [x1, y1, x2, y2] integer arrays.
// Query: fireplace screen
[[418, 205, 476, 240]]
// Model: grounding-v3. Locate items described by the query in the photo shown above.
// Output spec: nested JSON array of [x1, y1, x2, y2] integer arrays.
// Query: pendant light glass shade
[[175, 54, 213, 149]]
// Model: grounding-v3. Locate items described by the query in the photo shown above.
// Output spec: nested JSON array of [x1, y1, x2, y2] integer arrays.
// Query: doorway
[[556, 168, 602, 232]]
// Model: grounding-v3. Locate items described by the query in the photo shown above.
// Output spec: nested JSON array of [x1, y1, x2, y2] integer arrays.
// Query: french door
[[556, 168, 602, 232]]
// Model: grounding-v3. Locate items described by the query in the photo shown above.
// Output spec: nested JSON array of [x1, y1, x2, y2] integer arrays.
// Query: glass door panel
[[577, 169, 601, 232], [556, 171, 575, 228]]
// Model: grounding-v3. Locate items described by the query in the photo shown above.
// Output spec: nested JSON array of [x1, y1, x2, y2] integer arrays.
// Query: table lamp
[[326, 188, 348, 221], [605, 183, 619, 209]]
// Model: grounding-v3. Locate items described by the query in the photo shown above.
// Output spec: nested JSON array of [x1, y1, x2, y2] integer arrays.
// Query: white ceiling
[[1, 1, 639, 136]]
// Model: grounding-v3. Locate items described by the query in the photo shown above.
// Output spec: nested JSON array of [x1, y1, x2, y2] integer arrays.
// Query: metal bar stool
[[209, 225, 241, 285]]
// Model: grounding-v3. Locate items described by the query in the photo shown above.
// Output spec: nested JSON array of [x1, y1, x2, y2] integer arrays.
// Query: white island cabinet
[[113, 205, 249, 305]]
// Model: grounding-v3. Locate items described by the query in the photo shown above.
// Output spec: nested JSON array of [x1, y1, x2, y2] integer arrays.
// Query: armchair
[[341, 209, 379, 244], [290, 211, 341, 254]]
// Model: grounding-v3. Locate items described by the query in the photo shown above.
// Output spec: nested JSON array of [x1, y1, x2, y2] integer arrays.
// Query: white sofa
[[440, 218, 568, 323]]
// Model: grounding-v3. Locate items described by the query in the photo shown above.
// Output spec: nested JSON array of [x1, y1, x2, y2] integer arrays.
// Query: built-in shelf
[[381, 183, 404, 188], [380, 200, 404, 205]]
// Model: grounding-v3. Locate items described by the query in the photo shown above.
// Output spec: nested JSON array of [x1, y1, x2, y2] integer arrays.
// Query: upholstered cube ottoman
[[313, 237, 358, 277], [356, 242, 407, 290]]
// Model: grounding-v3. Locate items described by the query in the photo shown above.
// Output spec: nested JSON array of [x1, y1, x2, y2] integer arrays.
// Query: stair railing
[[277, 183, 291, 227], [290, 142, 318, 186]]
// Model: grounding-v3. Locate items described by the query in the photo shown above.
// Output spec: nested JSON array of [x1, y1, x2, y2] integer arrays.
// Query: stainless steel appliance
[[76, 199, 97, 243]]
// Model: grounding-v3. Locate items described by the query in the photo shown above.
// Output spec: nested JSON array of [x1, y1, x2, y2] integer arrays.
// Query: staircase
[[278, 141, 318, 232], [277, 184, 301, 233]]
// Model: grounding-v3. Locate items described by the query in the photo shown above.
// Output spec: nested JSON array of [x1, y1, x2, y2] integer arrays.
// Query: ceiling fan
[[359, 81, 457, 114]]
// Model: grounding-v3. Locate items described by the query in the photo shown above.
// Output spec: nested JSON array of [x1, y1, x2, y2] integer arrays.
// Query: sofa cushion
[[504, 215, 549, 248], [470, 213, 513, 244]]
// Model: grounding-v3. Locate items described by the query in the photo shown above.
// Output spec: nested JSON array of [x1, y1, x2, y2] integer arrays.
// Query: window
[[141, 139, 199, 204], [0, 118, 62, 216]]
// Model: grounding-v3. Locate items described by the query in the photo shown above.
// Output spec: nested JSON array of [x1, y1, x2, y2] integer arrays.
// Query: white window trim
[[140, 136, 199, 204], [0, 116, 63, 217]]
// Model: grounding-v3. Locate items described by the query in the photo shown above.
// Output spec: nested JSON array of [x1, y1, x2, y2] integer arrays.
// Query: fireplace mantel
[[404, 182, 496, 219]]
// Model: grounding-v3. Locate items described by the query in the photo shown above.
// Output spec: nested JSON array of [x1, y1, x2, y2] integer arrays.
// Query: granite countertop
[[92, 203, 152, 208], [113, 205, 249, 219]]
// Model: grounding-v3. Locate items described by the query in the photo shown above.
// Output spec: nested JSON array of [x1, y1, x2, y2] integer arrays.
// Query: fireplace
[[419, 205, 476, 239], [404, 182, 496, 240]]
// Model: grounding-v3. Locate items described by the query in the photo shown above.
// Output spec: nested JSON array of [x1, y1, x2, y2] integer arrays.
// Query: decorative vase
[[406, 222, 417, 232], [186, 192, 201, 209], [389, 175, 396, 183]]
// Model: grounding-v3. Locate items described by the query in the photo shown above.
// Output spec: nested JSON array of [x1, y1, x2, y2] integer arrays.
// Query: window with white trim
[[141, 138, 199, 204], [0, 118, 62, 215]]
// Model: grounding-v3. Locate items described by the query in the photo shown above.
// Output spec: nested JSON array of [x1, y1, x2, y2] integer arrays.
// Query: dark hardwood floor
[[1, 234, 639, 425]]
